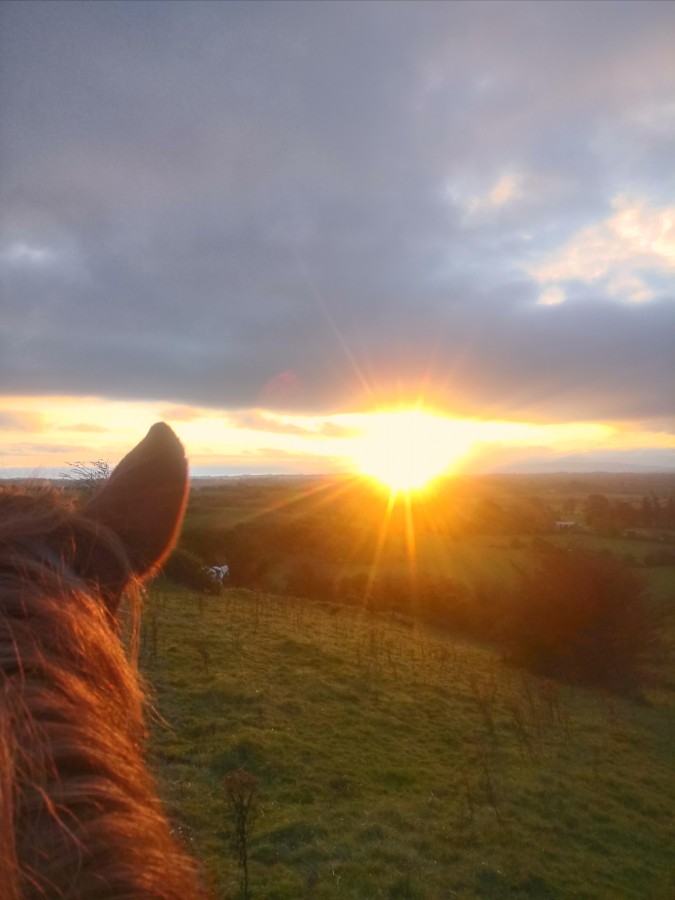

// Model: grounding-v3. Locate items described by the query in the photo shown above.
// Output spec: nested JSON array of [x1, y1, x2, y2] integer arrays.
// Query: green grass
[[405, 534, 529, 582], [141, 585, 675, 899], [333, 531, 675, 604], [184, 507, 260, 530]]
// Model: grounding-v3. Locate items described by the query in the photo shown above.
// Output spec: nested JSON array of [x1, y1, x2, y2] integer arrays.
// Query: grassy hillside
[[140, 585, 675, 899]]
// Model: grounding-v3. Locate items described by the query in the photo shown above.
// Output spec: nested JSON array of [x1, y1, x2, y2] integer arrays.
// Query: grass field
[[141, 584, 675, 899], [180, 475, 675, 606]]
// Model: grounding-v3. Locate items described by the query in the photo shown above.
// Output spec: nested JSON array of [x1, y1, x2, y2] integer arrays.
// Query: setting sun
[[351, 410, 472, 493]]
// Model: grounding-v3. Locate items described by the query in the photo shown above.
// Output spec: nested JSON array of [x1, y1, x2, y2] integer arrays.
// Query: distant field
[[356, 533, 530, 585], [185, 508, 261, 531], [275, 529, 675, 606], [181, 474, 675, 605], [142, 585, 675, 899], [546, 532, 675, 601]]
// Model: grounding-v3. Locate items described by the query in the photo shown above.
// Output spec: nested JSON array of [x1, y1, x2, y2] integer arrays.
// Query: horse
[[0, 423, 204, 898]]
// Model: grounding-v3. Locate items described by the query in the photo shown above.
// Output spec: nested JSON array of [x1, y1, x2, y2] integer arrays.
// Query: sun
[[351, 409, 472, 493]]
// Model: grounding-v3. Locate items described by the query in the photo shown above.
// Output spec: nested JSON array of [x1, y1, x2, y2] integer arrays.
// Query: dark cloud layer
[[1, 0, 674, 424]]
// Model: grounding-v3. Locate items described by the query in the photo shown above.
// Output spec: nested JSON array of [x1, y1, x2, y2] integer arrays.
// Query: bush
[[502, 549, 664, 692], [162, 547, 213, 592], [285, 561, 334, 601], [643, 549, 675, 566]]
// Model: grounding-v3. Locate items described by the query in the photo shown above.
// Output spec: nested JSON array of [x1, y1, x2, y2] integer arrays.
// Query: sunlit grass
[[143, 585, 675, 899]]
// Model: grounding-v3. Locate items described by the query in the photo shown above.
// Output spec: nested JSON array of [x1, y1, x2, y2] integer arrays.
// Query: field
[[140, 473, 675, 898], [178, 472, 675, 602], [142, 585, 674, 899]]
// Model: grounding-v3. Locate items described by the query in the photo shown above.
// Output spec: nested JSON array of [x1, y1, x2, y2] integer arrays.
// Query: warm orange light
[[351, 409, 472, 494]]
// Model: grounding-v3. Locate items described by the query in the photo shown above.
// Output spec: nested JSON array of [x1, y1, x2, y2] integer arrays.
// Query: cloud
[[538, 287, 565, 307], [0, 411, 45, 432], [4, 442, 94, 458], [159, 405, 205, 423], [2, 242, 57, 267], [226, 410, 315, 437], [1, 0, 674, 436], [56, 422, 109, 434], [528, 195, 675, 304], [449, 172, 522, 224], [226, 410, 358, 439]]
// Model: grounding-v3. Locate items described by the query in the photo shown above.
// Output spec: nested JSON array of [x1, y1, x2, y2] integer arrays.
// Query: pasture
[[141, 584, 675, 899], [179, 473, 675, 604]]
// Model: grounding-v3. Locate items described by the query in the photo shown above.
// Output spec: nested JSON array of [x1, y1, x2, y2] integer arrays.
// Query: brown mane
[[0, 424, 204, 898]]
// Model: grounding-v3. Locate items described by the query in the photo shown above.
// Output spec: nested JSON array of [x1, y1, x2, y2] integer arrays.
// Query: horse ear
[[84, 423, 188, 581]]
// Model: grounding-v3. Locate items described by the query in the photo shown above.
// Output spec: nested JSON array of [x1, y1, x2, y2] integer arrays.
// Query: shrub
[[285, 561, 334, 601], [162, 547, 213, 592], [223, 769, 259, 898], [502, 548, 664, 692], [643, 549, 675, 566]]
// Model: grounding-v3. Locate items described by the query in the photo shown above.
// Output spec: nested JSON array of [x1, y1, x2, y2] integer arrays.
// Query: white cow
[[209, 564, 229, 583], [202, 564, 229, 593]]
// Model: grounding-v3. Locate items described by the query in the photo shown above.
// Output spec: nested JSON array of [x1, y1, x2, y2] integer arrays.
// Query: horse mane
[[0, 425, 204, 898]]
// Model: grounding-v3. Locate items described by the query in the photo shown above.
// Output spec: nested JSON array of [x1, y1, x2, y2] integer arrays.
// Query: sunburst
[[351, 409, 472, 494]]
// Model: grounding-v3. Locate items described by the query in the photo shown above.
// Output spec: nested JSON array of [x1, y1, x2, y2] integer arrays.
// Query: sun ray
[[365, 485, 398, 606], [402, 489, 419, 607]]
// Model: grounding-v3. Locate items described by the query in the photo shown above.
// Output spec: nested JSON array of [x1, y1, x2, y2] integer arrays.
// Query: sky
[[1, 0, 674, 478]]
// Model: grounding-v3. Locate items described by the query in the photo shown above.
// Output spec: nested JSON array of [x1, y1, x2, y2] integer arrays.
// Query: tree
[[584, 493, 613, 532], [61, 459, 112, 496], [502, 548, 664, 692]]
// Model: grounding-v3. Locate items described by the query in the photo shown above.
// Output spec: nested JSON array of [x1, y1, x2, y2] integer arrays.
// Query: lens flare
[[351, 409, 473, 493]]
